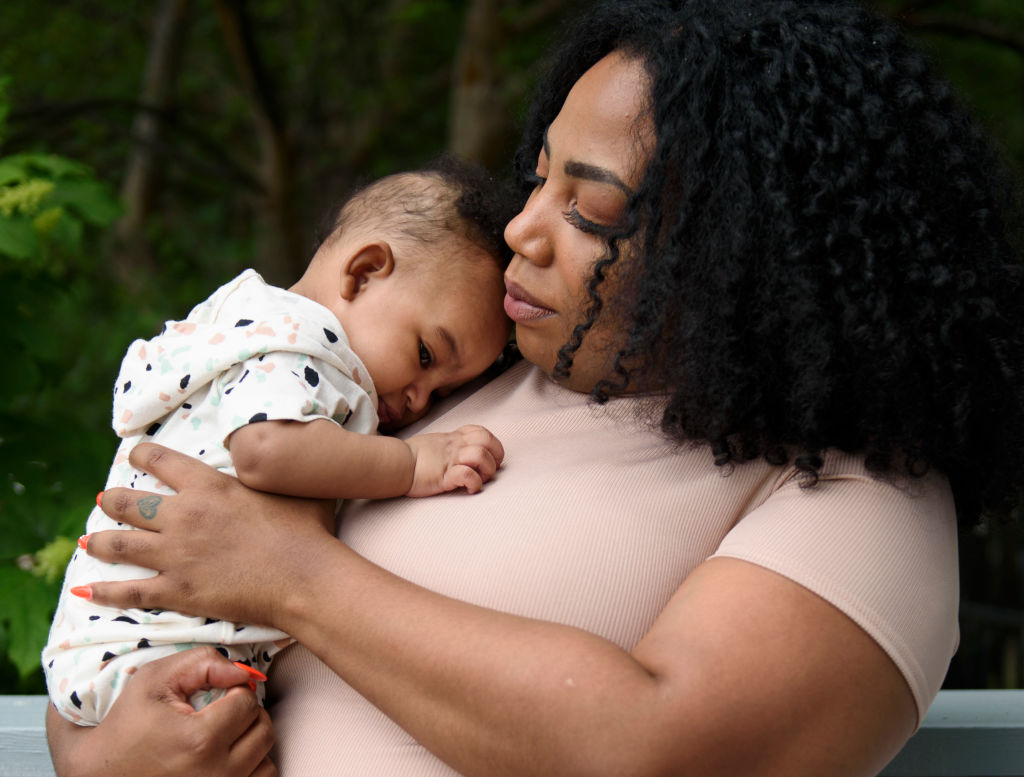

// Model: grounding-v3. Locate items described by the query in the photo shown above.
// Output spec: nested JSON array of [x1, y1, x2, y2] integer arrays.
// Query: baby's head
[[292, 157, 515, 431]]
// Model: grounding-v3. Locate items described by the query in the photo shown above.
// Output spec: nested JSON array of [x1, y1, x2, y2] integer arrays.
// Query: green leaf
[[32, 536, 76, 585], [44, 178, 121, 226], [0, 565, 57, 679], [37, 207, 84, 263], [0, 159, 28, 186], [32, 205, 63, 235], [0, 217, 38, 260], [6, 152, 90, 180], [0, 179, 55, 217], [0, 74, 9, 145]]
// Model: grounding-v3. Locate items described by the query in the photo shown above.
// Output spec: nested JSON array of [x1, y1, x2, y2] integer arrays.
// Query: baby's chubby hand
[[404, 424, 504, 497]]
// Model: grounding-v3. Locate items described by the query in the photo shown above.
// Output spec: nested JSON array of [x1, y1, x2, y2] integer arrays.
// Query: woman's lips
[[504, 280, 554, 323]]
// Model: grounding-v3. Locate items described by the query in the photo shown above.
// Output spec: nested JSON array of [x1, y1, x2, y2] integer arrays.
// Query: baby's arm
[[229, 420, 503, 499]]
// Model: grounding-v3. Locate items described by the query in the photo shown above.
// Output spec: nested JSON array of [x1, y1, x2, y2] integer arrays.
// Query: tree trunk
[[214, 0, 302, 286], [113, 0, 190, 287], [448, 0, 510, 171]]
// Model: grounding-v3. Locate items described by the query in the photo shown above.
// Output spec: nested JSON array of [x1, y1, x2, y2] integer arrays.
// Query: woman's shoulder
[[716, 449, 958, 719]]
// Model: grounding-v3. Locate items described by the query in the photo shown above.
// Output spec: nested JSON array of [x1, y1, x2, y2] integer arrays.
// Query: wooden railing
[[1, 696, 51, 777], [879, 690, 1024, 776], [2, 691, 1023, 777]]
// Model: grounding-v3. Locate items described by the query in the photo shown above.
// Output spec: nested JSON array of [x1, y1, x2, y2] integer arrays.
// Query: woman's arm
[[229, 419, 503, 498], [46, 647, 276, 777], [273, 543, 915, 777], [83, 443, 915, 777]]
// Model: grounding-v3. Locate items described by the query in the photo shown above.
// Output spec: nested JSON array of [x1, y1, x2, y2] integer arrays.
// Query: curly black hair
[[516, 0, 1024, 525]]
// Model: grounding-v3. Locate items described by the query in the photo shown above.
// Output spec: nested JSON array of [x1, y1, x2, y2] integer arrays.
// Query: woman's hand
[[47, 647, 276, 777], [78, 442, 336, 627]]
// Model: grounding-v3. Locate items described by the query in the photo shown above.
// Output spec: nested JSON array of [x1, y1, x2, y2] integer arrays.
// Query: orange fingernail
[[70, 585, 93, 601], [233, 661, 268, 682], [247, 681, 258, 692], [77, 535, 90, 551], [96, 491, 104, 507]]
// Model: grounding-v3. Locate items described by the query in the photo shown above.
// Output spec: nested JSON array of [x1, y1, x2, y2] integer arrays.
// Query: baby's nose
[[406, 384, 430, 413]]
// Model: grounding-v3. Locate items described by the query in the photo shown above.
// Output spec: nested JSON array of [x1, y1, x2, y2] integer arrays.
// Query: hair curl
[[517, 0, 1024, 525]]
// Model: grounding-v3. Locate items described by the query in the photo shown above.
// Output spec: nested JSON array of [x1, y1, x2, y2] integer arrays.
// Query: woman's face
[[504, 51, 652, 392]]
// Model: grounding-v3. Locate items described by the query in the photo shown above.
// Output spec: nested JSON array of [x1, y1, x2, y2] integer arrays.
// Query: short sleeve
[[712, 453, 959, 726], [213, 350, 378, 445]]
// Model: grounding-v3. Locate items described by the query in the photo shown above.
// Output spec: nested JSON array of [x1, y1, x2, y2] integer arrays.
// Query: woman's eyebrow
[[543, 127, 633, 196]]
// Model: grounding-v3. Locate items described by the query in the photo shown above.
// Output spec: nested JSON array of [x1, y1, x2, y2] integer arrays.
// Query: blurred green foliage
[[0, 78, 128, 689]]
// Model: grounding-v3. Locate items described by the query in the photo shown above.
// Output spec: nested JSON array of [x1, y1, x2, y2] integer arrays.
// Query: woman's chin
[[512, 332, 554, 370], [514, 326, 630, 394]]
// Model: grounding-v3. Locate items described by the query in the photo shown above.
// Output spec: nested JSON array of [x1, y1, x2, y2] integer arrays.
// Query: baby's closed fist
[[405, 424, 505, 497]]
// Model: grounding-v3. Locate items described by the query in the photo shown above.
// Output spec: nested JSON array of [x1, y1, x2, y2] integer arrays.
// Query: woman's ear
[[339, 241, 396, 300]]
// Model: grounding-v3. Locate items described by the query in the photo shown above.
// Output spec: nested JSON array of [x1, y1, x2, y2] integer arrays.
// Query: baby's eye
[[418, 342, 433, 368]]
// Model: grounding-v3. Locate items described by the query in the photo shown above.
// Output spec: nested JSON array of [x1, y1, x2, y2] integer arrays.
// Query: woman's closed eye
[[563, 204, 615, 236], [524, 171, 616, 237], [524, 171, 546, 191]]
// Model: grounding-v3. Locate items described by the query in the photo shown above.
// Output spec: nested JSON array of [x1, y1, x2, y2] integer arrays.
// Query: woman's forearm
[[275, 543, 914, 777], [278, 540, 666, 777]]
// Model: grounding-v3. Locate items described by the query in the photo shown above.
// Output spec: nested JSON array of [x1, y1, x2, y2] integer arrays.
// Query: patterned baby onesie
[[43, 269, 379, 725]]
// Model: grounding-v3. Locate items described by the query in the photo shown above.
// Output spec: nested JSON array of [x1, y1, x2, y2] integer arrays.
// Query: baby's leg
[[46, 640, 184, 724], [46, 625, 290, 724]]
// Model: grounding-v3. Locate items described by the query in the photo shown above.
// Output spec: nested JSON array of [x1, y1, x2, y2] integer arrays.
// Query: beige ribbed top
[[267, 361, 959, 776]]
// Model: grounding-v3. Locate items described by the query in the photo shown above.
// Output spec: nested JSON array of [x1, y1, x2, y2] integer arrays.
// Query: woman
[[48, 1, 1023, 775]]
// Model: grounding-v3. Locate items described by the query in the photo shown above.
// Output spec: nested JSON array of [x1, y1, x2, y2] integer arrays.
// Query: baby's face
[[342, 255, 510, 432]]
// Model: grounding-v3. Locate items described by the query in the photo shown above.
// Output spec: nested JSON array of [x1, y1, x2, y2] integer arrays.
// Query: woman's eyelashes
[[563, 206, 611, 236], [523, 171, 614, 236], [524, 171, 546, 191]]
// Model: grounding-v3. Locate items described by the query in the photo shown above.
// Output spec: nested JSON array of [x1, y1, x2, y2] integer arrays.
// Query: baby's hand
[[405, 424, 504, 497]]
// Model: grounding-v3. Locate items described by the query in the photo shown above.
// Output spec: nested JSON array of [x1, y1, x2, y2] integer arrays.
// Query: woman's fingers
[[97, 443, 240, 530], [250, 757, 279, 777], [47, 647, 275, 777], [129, 441, 233, 491], [160, 645, 253, 700], [85, 441, 335, 624], [203, 686, 265, 749], [131, 648, 274, 775], [84, 525, 165, 570], [77, 571, 178, 613], [225, 705, 277, 776], [98, 487, 170, 530]]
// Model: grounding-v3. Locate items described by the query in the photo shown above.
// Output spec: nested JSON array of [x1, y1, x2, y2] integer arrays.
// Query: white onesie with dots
[[43, 269, 379, 725]]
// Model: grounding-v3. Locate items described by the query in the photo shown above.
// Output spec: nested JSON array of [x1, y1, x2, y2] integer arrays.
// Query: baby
[[43, 158, 514, 725]]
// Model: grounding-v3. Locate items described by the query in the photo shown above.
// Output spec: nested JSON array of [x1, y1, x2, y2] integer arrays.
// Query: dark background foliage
[[0, 0, 1021, 694]]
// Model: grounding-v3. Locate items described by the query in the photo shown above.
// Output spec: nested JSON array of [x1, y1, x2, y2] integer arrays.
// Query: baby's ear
[[339, 241, 395, 300]]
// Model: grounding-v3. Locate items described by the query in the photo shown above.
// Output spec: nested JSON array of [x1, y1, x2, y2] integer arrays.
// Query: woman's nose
[[504, 188, 553, 266]]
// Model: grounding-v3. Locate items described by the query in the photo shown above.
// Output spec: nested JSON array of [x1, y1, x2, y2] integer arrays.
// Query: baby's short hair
[[317, 155, 516, 271]]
